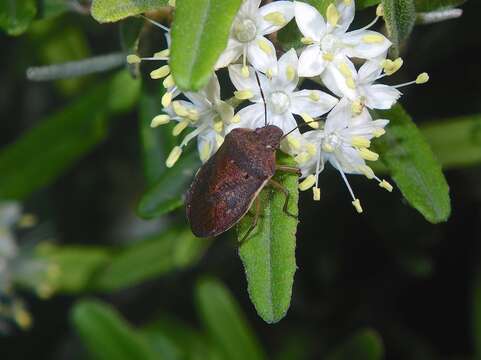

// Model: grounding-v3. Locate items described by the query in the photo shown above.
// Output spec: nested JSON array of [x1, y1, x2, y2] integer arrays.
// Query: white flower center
[[321, 34, 338, 53], [233, 18, 257, 43], [268, 91, 290, 114], [323, 133, 341, 152]]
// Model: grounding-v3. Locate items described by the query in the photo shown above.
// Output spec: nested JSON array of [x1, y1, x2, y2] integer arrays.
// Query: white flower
[[154, 74, 235, 167], [294, 0, 391, 77], [286, 98, 392, 213], [215, 0, 294, 74], [228, 49, 338, 135]]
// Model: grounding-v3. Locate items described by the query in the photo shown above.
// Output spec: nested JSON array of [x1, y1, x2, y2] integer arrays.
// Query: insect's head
[[255, 125, 283, 150]]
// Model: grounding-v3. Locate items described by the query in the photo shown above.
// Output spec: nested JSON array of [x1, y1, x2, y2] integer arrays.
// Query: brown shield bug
[[185, 72, 301, 241]]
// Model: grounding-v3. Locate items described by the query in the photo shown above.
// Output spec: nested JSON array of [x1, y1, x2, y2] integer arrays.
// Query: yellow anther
[[306, 143, 317, 156], [162, 92, 173, 107], [301, 37, 314, 45], [299, 175, 316, 191], [346, 77, 356, 89], [382, 57, 403, 75], [295, 151, 311, 164], [322, 143, 335, 153], [351, 100, 363, 115], [376, 4, 384, 17], [126, 54, 141, 64], [172, 101, 189, 117], [216, 134, 224, 147], [14, 308, 32, 330], [351, 136, 371, 148], [266, 68, 274, 79], [234, 90, 254, 100], [313, 187, 321, 201], [168, 0, 176, 6], [241, 65, 250, 78], [362, 34, 385, 44], [200, 142, 211, 162], [352, 199, 363, 213], [154, 49, 170, 58], [17, 214, 37, 228], [323, 52, 334, 61], [151, 114, 170, 127], [358, 165, 375, 179], [163, 74, 175, 88], [286, 65, 296, 81], [172, 119, 189, 136], [150, 65, 170, 79], [326, 3, 340, 27], [257, 39, 273, 54], [416, 72, 430, 84], [231, 114, 241, 124], [187, 109, 199, 121], [339, 62, 352, 78], [166, 146, 182, 168], [359, 148, 379, 161], [300, 113, 318, 129], [373, 128, 386, 138], [379, 179, 393, 192], [213, 120, 223, 133], [263, 11, 286, 26], [287, 134, 301, 150], [309, 91, 320, 101]]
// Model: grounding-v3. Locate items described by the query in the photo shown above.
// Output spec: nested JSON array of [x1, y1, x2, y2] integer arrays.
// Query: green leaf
[[196, 277, 266, 360], [382, 0, 416, 55], [325, 329, 384, 360], [109, 70, 142, 114], [415, 0, 465, 11], [0, 0, 36, 36], [72, 300, 156, 360], [372, 104, 451, 223], [39, 0, 69, 18], [91, 0, 168, 23], [237, 154, 299, 324], [0, 84, 109, 201], [36, 244, 111, 293], [170, 0, 242, 91], [137, 151, 201, 218], [419, 114, 481, 169], [94, 227, 210, 291]]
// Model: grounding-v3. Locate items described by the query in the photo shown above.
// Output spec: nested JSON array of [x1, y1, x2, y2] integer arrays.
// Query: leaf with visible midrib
[[170, 0, 242, 91], [91, 0, 168, 23], [0, 0, 37, 36], [382, 0, 416, 55], [373, 104, 451, 223], [237, 154, 299, 324]]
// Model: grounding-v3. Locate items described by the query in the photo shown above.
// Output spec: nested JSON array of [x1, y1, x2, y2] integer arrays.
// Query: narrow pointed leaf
[[382, 0, 416, 55], [0, 0, 36, 36], [373, 104, 451, 223], [72, 300, 155, 360], [237, 154, 299, 324], [196, 278, 266, 360], [170, 0, 242, 91], [91, 0, 169, 23]]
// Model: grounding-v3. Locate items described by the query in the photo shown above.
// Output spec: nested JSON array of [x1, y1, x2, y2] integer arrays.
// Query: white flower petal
[[357, 59, 384, 84], [246, 37, 278, 74], [228, 64, 264, 101], [294, 1, 326, 42], [239, 0, 262, 17], [291, 89, 338, 117], [298, 45, 326, 77], [203, 72, 221, 102], [324, 97, 351, 133], [268, 111, 298, 134], [362, 84, 401, 109], [342, 30, 392, 60], [321, 59, 357, 100], [184, 92, 210, 110], [258, 1, 294, 35], [333, 145, 365, 174], [271, 48, 299, 92], [197, 131, 219, 162], [226, 103, 266, 132], [215, 38, 243, 69], [331, 0, 355, 35]]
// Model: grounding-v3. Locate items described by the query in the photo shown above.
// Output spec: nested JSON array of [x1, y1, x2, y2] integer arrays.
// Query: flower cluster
[[129, 0, 429, 213]]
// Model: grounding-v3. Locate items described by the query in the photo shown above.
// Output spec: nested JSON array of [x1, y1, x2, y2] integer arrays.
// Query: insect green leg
[[276, 165, 301, 176], [239, 196, 261, 244]]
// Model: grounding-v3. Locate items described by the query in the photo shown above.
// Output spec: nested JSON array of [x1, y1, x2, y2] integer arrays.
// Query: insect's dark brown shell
[[186, 125, 283, 238]]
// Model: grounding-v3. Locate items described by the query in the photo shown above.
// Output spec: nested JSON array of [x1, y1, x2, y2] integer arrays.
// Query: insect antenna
[[254, 70, 268, 126], [282, 117, 326, 139]]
